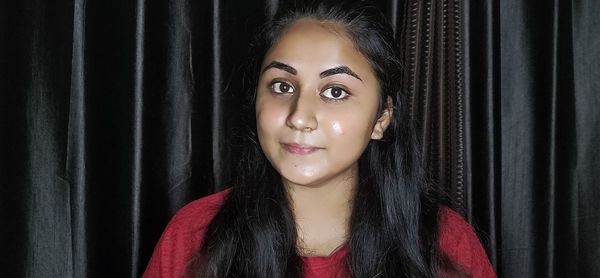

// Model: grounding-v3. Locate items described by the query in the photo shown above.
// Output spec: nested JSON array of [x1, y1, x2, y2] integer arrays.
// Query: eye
[[270, 81, 295, 94], [321, 86, 349, 101]]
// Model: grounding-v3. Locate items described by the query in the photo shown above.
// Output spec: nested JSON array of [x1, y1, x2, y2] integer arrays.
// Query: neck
[[284, 166, 357, 220], [283, 165, 358, 256]]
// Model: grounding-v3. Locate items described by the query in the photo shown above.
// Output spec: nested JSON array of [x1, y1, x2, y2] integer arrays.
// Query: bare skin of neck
[[284, 165, 357, 257]]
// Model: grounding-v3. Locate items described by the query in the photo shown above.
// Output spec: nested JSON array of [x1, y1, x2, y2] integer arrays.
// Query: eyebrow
[[320, 66, 363, 82], [261, 61, 363, 82], [261, 61, 297, 75]]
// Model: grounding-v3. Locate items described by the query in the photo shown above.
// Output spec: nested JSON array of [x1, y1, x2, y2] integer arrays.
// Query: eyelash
[[320, 86, 350, 102], [269, 80, 295, 94], [268, 81, 351, 102]]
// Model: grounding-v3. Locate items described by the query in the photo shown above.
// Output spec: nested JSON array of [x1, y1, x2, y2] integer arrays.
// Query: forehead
[[261, 19, 375, 78]]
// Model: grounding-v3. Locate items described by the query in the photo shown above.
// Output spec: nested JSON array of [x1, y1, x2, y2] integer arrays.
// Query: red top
[[143, 188, 496, 278]]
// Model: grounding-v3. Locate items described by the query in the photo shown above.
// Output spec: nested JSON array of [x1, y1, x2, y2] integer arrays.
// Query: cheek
[[332, 121, 343, 135], [325, 112, 374, 146], [256, 97, 288, 137], [329, 105, 376, 135]]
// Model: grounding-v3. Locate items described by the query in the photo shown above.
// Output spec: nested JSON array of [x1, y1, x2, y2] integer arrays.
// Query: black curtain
[[465, 0, 600, 276], [1, 0, 598, 277]]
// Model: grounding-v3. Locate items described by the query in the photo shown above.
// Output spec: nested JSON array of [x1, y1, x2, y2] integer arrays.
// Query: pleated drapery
[[463, 1, 600, 276], [0, 0, 598, 277], [397, 0, 468, 215]]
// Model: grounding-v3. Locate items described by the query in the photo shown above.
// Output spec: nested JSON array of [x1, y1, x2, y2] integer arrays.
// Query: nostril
[[286, 114, 318, 132], [303, 126, 314, 132], [285, 93, 318, 131]]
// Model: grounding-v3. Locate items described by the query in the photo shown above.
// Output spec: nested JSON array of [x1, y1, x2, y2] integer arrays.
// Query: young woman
[[143, 1, 496, 277]]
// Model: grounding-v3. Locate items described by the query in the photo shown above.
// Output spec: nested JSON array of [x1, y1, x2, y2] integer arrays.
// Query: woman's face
[[256, 19, 390, 188]]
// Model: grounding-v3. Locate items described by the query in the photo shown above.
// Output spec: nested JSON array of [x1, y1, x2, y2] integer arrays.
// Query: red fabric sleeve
[[142, 189, 231, 278], [438, 208, 497, 278]]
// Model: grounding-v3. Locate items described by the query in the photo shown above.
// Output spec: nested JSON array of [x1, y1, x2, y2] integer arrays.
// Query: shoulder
[[438, 207, 497, 278], [438, 207, 477, 243], [142, 187, 232, 278], [166, 187, 232, 233]]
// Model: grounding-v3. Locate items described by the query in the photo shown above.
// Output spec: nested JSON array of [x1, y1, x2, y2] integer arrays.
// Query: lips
[[282, 143, 323, 155]]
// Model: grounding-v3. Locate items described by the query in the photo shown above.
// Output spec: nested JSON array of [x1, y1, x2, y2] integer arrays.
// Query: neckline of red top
[[300, 244, 349, 269]]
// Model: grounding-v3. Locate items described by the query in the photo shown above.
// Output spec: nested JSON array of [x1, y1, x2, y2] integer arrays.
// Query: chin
[[279, 170, 324, 187]]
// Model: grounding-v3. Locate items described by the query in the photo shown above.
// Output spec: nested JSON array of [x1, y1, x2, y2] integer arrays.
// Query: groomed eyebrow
[[261, 61, 297, 75], [320, 66, 363, 82], [261, 61, 363, 82]]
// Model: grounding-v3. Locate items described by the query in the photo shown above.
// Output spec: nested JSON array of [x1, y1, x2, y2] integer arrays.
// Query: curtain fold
[[572, 1, 600, 277], [463, 0, 502, 269], [130, 0, 145, 275], [0, 0, 598, 277], [67, 0, 87, 277]]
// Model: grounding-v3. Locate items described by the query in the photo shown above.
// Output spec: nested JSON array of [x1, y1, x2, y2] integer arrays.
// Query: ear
[[371, 96, 393, 140]]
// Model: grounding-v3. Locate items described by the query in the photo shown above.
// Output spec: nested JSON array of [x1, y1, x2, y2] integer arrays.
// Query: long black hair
[[189, 1, 454, 277]]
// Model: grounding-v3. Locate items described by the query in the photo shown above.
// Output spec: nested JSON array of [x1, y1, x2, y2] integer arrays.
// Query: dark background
[[0, 0, 598, 277]]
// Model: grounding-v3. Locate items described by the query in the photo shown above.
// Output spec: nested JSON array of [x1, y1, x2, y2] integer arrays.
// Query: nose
[[286, 91, 318, 132]]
